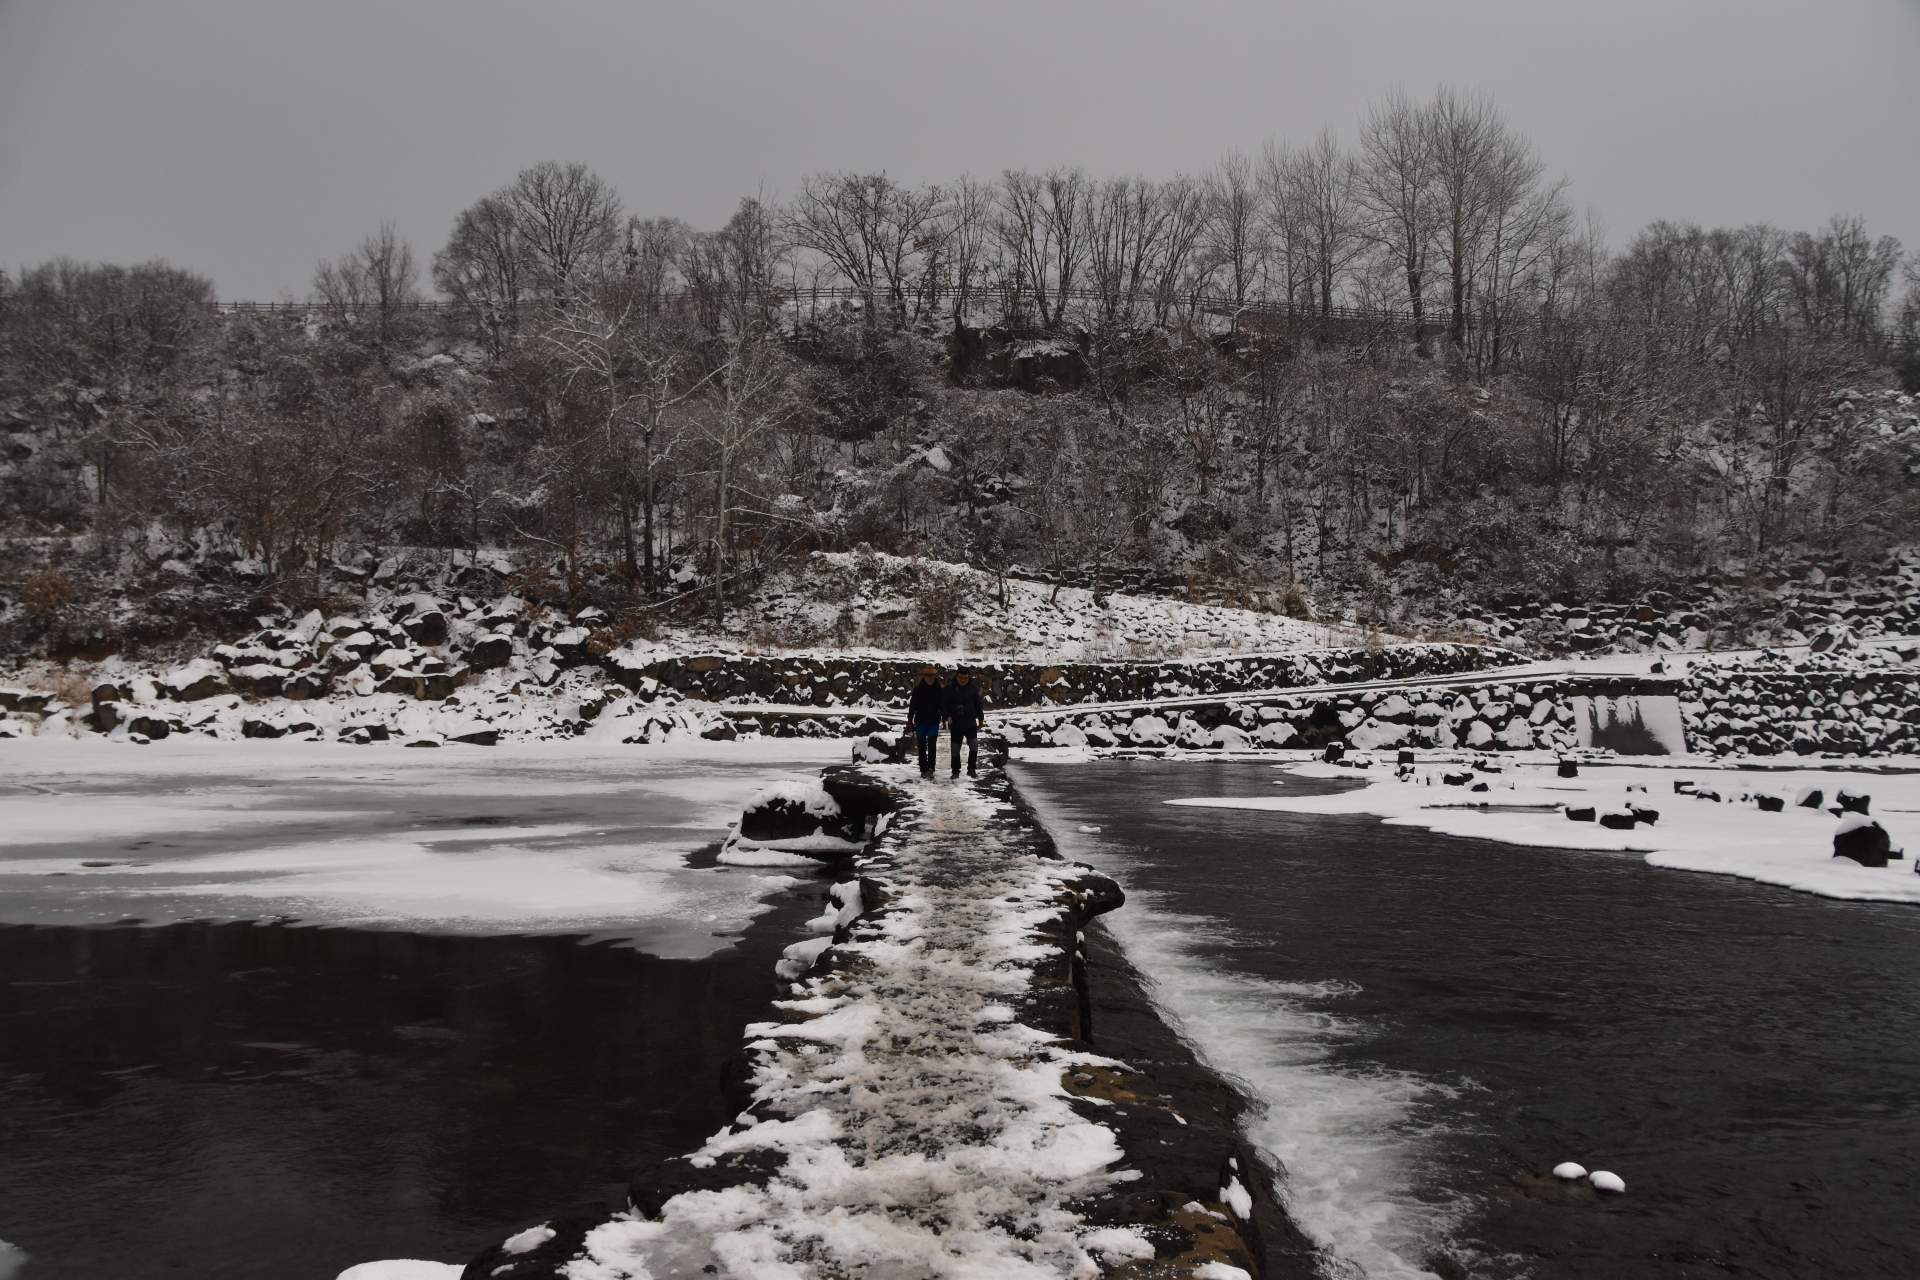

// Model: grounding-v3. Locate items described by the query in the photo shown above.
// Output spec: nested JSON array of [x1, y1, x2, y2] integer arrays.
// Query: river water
[[1014, 758, 1920, 1280]]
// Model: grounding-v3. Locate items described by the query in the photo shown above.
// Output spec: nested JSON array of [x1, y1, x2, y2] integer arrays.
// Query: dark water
[[0, 894, 824, 1279], [1015, 760, 1920, 1280]]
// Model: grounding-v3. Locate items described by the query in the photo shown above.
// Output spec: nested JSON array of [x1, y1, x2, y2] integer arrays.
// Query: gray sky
[[3, 0, 1916, 300]]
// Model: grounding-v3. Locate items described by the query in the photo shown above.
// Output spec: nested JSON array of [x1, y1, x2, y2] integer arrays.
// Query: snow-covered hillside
[[717, 550, 1365, 658]]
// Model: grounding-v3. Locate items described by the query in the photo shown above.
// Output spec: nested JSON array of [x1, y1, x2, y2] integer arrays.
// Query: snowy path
[[557, 771, 1167, 1279]]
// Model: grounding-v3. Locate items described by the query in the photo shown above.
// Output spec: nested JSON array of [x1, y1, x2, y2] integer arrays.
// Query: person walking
[[906, 665, 944, 778], [942, 666, 987, 778]]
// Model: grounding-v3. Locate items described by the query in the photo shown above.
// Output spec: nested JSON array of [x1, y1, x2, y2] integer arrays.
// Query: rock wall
[[1004, 664, 1920, 760], [1683, 670, 1920, 757], [1002, 677, 1635, 755], [632, 641, 1515, 709]]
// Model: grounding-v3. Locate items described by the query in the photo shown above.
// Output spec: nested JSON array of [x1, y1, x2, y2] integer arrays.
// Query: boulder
[[461, 1212, 606, 1280], [0, 688, 51, 715], [159, 660, 229, 702], [467, 632, 516, 671], [127, 715, 174, 740], [339, 723, 391, 744], [700, 722, 739, 741], [1566, 806, 1597, 823], [1833, 817, 1892, 867], [1836, 788, 1870, 815], [740, 783, 858, 843], [240, 718, 285, 739], [1322, 742, 1347, 763], [1599, 811, 1638, 830], [1796, 787, 1825, 809], [1557, 760, 1579, 778], [819, 767, 903, 822], [450, 727, 500, 747], [283, 672, 331, 700], [1756, 794, 1785, 812], [1628, 805, 1661, 825], [851, 732, 912, 765], [1126, 714, 1173, 747], [402, 609, 450, 646]]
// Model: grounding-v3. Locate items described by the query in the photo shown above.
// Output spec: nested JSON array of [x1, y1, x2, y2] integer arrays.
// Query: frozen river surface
[[0, 740, 847, 1279], [0, 740, 851, 957]]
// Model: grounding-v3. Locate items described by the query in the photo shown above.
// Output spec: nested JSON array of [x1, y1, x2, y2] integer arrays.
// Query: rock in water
[[1833, 816, 1892, 868], [1588, 1170, 1627, 1194], [1558, 760, 1579, 778], [1552, 1162, 1588, 1180]]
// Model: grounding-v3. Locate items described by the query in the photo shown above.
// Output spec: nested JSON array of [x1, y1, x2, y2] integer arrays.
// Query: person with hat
[[941, 666, 987, 778], [906, 665, 945, 778]]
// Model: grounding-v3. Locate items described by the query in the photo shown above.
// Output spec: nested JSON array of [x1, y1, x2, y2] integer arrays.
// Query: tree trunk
[[1406, 257, 1426, 352]]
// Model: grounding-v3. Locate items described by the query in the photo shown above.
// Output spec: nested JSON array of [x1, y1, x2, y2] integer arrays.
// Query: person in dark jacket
[[906, 665, 944, 777], [942, 667, 987, 778]]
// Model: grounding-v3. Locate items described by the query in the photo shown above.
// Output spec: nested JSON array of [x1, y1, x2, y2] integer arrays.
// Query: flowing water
[[1015, 758, 1920, 1280]]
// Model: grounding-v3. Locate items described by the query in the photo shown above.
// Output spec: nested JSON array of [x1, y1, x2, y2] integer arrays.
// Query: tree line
[[3, 87, 1917, 647]]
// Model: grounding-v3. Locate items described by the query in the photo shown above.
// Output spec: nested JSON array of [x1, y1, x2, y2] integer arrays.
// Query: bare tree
[[623, 215, 692, 315], [541, 280, 718, 592], [1474, 130, 1570, 374], [941, 174, 997, 328], [996, 168, 1090, 328], [500, 161, 623, 298], [313, 222, 420, 348], [685, 195, 781, 334], [1424, 87, 1504, 352], [689, 329, 801, 624], [1267, 129, 1363, 317], [787, 172, 944, 326], [1204, 150, 1262, 309], [1355, 89, 1437, 348], [433, 196, 524, 356]]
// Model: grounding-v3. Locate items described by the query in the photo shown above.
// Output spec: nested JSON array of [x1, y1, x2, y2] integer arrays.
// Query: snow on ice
[[1170, 759, 1920, 905], [0, 741, 849, 955]]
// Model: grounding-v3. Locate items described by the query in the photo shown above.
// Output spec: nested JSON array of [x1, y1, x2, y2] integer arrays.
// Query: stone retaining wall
[[632, 641, 1515, 709], [1682, 671, 1920, 757]]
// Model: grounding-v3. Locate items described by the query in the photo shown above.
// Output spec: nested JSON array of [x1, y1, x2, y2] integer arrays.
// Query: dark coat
[[942, 679, 985, 728], [908, 679, 945, 727]]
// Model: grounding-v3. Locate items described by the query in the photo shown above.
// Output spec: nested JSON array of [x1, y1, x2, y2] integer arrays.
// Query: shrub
[[20, 570, 76, 619]]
